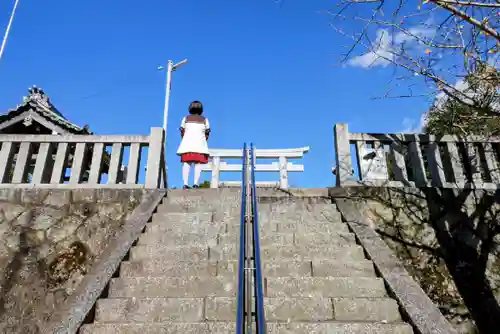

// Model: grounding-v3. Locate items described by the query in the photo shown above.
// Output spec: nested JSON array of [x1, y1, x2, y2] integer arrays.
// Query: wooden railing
[[334, 123, 500, 189], [0, 128, 166, 189], [201, 147, 310, 189]]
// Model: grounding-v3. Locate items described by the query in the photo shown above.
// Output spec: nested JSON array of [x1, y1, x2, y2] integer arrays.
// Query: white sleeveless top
[[176, 116, 210, 155]]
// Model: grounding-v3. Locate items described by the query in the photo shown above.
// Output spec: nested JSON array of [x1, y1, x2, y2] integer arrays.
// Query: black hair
[[189, 101, 203, 115]]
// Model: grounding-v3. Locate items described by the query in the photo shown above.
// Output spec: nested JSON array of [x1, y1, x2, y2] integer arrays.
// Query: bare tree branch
[[327, 0, 499, 126], [435, 0, 500, 8], [431, 0, 500, 41]]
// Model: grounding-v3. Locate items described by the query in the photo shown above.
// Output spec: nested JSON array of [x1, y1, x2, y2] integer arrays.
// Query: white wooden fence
[[334, 123, 500, 189], [0, 128, 166, 189], [201, 147, 310, 189]]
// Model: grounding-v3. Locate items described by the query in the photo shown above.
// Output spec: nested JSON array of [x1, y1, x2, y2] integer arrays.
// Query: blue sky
[[0, 0, 431, 188]]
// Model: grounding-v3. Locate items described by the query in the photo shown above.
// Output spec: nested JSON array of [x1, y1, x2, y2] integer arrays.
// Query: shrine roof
[[0, 86, 92, 134]]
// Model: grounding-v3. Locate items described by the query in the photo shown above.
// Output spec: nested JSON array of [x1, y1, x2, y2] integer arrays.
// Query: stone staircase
[[257, 198, 414, 333], [80, 189, 242, 333], [80, 190, 414, 333]]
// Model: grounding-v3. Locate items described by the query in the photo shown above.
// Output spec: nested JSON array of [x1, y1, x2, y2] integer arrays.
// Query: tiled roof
[[0, 86, 92, 134]]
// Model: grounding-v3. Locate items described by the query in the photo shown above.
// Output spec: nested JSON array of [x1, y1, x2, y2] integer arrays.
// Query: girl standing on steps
[[177, 101, 211, 189]]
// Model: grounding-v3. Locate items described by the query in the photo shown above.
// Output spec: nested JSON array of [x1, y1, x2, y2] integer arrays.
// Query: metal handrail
[[235, 143, 266, 333], [250, 144, 266, 333], [236, 143, 247, 334]]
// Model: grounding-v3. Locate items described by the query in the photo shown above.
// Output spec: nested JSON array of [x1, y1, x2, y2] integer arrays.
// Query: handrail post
[[145, 127, 165, 189], [334, 123, 354, 187]]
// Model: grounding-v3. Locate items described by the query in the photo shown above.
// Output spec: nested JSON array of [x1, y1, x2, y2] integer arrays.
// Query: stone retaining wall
[[330, 187, 500, 334], [0, 188, 143, 333]]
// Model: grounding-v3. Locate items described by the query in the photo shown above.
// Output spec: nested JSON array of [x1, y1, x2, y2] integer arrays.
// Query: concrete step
[[93, 297, 401, 323], [159, 200, 240, 208], [273, 221, 350, 233], [157, 202, 241, 213], [258, 215, 342, 223], [152, 212, 239, 224], [153, 206, 341, 223], [108, 276, 236, 298], [163, 188, 241, 202], [208, 297, 334, 322], [144, 222, 296, 237], [156, 204, 241, 215], [120, 260, 220, 277], [246, 216, 343, 225], [81, 322, 413, 334], [263, 216, 343, 225], [95, 297, 204, 323], [206, 297, 401, 322], [146, 222, 228, 234], [127, 244, 365, 262], [151, 212, 214, 222], [146, 220, 350, 235], [293, 231, 356, 245], [257, 244, 365, 261], [154, 208, 240, 220], [147, 220, 227, 231], [137, 232, 219, 247], [218, 232, 356, 246], [269, 323, 413, 334], [258, 201, 334, 209], [259, 202, 339, 211], [265, 277, 387, 298], [135, 232, 255, 248], [120, 259, 377, 278], [258, 259, 376, 277], [260, 211, 343, 223], [129, 243, 363, 261], [129, 245, 213, 261], [130, 243, 365, 262], [226, 221, 350, 234], [309, 260, 376, 277], [80, 323, 235, 334]]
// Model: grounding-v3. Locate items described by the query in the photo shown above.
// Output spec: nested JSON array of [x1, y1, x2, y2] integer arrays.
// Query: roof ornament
[[23, 115, 33, 127], [24, 85, 51, 109], [4, 85, 88, 134]]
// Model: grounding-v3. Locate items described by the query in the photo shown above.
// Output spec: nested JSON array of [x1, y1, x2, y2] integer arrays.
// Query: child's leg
[[182, 162, 191, 186], [194, 163, 203, 186]]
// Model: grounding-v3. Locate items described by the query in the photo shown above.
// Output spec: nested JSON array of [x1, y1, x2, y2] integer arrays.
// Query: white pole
[[162, 60, 173, 135], [159, 58, 186, 187], [0, 0, 20, 64], [161, 58, 188, 140]]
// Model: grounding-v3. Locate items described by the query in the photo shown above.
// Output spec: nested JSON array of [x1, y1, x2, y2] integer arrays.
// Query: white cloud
[[348, 25, 435, 69], [348, 29, 393, 68], [400, 114, 426, 133], [394, 26, 434, 44]]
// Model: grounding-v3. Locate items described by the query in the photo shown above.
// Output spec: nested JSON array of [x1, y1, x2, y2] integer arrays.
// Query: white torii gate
[[201, 147, 310, 189]]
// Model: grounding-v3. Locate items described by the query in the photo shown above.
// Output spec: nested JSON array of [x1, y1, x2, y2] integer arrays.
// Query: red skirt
[[181, 152, 209, 164]]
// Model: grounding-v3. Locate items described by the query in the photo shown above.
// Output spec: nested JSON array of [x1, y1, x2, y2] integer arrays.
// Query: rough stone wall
[[0, 188, 143, 334], [344, 187, 500, 334]]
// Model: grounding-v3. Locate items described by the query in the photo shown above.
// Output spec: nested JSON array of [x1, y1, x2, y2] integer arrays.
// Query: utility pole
[[0, 0, 20, 64], [158, 58, 188, 138]]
